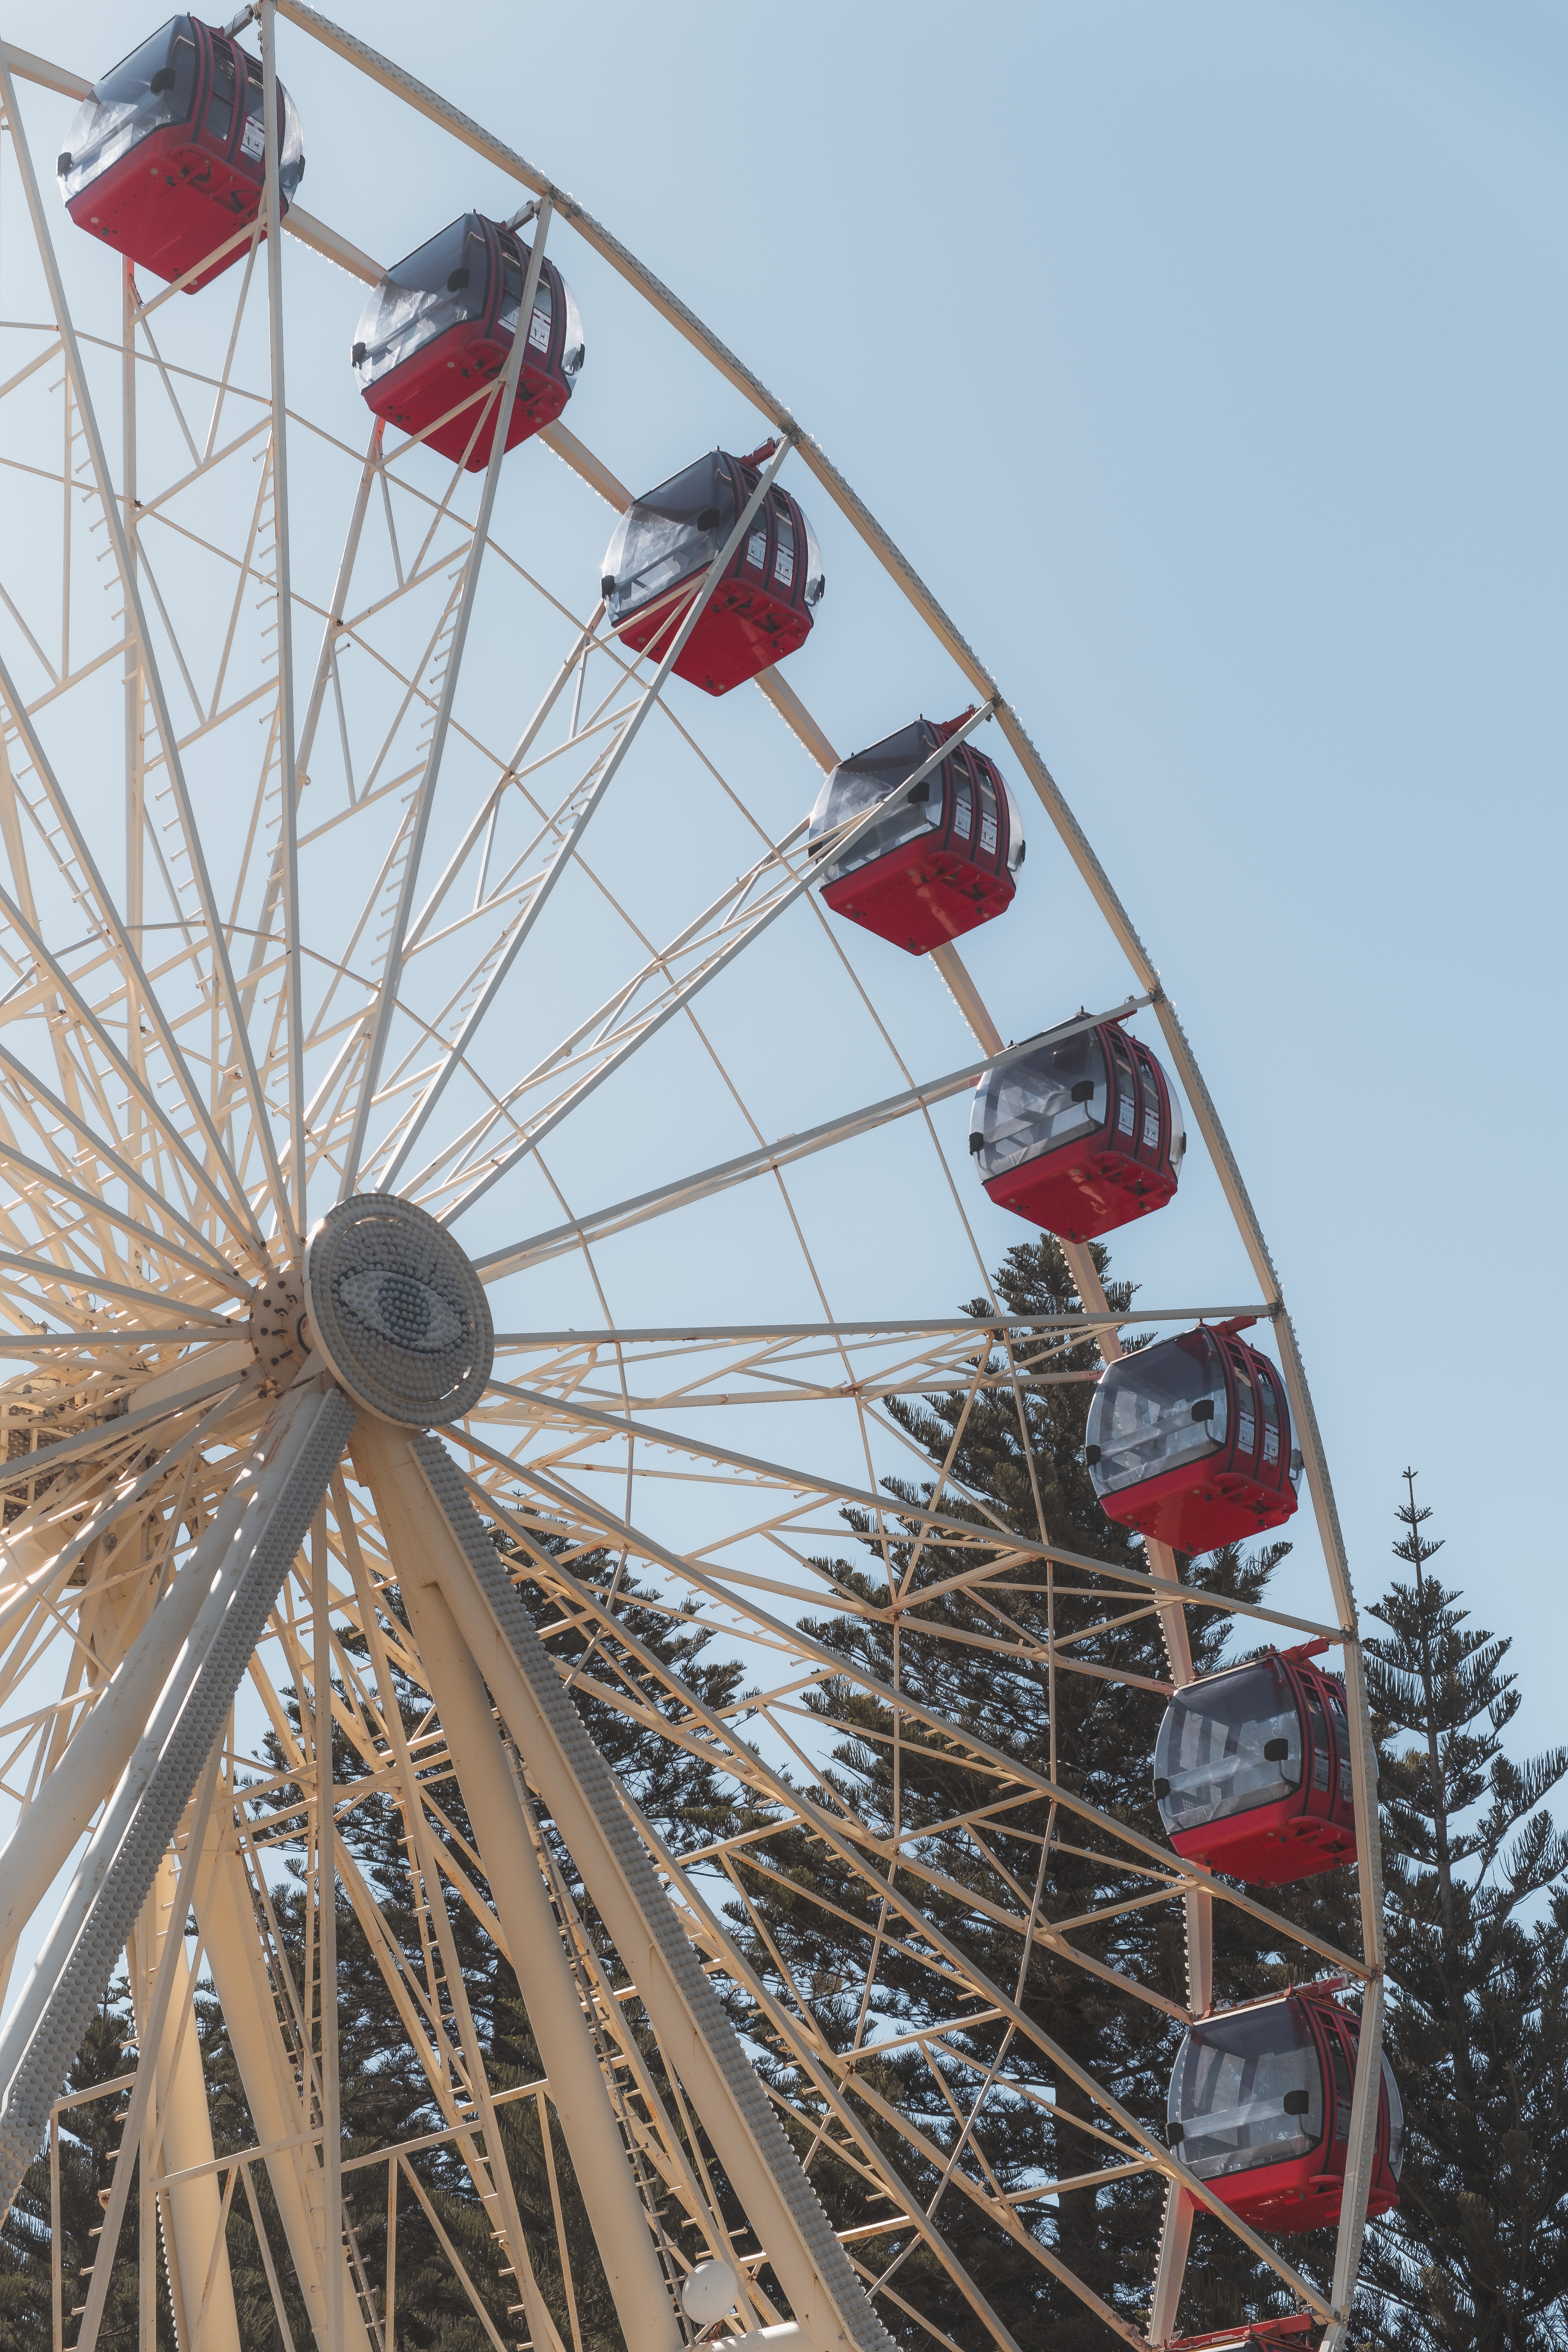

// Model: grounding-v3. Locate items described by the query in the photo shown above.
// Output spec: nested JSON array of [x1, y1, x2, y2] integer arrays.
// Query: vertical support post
[[135, 1883, 157, 2352], [260, 0, 305, 1247], [128, 1854, 241, 2352], [313, 1501, 343, 2352], [140, 2102, 156, 2352], [73, 1752, 224, 2352], [49, 2108, 61, 2352], [120, 262, 143, 951], [1146, 2187, 1194, 2347], [384, 2158, 396, 2352]]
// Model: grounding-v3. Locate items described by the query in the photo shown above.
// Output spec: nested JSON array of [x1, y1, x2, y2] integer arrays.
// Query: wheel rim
[[0, 18, 1380, 2350]]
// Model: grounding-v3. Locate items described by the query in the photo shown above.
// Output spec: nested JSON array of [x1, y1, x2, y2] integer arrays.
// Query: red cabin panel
[[971, 1018, 1181, 1241], [58, 19, 303, 292], [1169, 1991, 1400, 2236], [1087, 1321, 1299, 1552], [1155, 1647, 1358, 1884], [353, 214, 584, 470], [603, 445, 824, 697], [616, 581, 811, 696], [809, 713, 1022, 954]]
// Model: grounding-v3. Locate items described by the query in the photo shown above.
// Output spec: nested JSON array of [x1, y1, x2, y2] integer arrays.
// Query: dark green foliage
[[0, 1999, 153, 2352], [1359, 1477, 1568, 2351]]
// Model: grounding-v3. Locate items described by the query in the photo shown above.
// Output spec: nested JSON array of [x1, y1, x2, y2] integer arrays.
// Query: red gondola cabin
[[601, 446, 824, 695], [1085, 1321, 1299, 1553], [57, 18, 303, 291], [807, 716, 1025, 954], [353, 214, 584, 469], [1168, 1989, 1401, 2234], [969, 1018, 1181, 1238], [1154, 1646, 1357, 1883]]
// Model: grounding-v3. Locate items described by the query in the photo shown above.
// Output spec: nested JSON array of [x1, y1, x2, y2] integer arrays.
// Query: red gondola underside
[[65, 119, 281, 287], [363, 317, 570, 468], [61, 21, 299, 292], [615, 579, 813, 697], [1172, 1800, 1355, 1885], [1103, 1452, 1298, 1553], [982, 1130, 1176, 1242], [1205, 2091, 1399, 2236], [820, 835, 1015, 954]]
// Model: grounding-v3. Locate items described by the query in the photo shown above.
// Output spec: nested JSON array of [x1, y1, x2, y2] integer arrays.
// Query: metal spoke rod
[[339, 200, 555, 1195], [379, 438, 795, 1189]]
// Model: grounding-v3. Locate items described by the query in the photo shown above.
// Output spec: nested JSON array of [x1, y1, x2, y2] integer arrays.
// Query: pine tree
[[0, 1995, 153, 2352], [1359, 1474, 1568, 2350], [713, 1234, 1357, 2348]]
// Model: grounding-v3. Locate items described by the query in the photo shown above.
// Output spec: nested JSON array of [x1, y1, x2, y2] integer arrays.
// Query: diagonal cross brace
[[0, 1384, 355, 2218], [409, 1431, 901, 2352]]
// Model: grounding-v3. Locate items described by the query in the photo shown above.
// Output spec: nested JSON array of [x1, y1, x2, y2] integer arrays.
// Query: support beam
[[1145, 2188, 1194, 2347], [196, 1806, 374, 2352], [126, 1856, 241, 2352], [0, 1387, 318, 1970], [471, 997, 1151, 1283], [0, 1384, 354, 2218], [355, 1417, 681, 2352], [395, 1432, 899, 2352]]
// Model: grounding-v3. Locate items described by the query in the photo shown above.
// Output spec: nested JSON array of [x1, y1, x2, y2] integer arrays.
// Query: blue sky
[[8, 0, 1565, 1755]]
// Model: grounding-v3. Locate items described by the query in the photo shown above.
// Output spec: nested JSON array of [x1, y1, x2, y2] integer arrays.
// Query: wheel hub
[[247, 1269, 308, 1396], [301, 1190, 494, 1426]]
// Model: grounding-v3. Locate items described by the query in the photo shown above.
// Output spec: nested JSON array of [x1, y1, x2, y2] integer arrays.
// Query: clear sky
[[7, 0, 1565, 1755]]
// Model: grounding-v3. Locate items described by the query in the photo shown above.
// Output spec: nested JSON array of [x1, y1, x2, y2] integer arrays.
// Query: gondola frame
[[1086, 1321, 1301, 1553], [969, 1017, 1182, 1240], [603, 445, 823, 696], [1167, 1989, 1400, 2234], [58, 16, 303, 292], [353, 212, 583, 470], [1154, 1643, 1359, 1884]]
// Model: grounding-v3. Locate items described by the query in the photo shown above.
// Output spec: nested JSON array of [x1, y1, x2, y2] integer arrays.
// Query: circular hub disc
[[302, 1191, 494, 1426]]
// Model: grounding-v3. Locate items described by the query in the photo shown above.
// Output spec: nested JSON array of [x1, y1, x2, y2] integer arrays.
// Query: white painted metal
[[357, 1416, 683, 2352], [126, 1855, 243, 2352], [197, 1801, 376, 2352]]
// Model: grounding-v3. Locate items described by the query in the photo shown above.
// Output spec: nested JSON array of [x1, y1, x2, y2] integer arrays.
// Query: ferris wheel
[[0, 11, 1391, 2352]]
